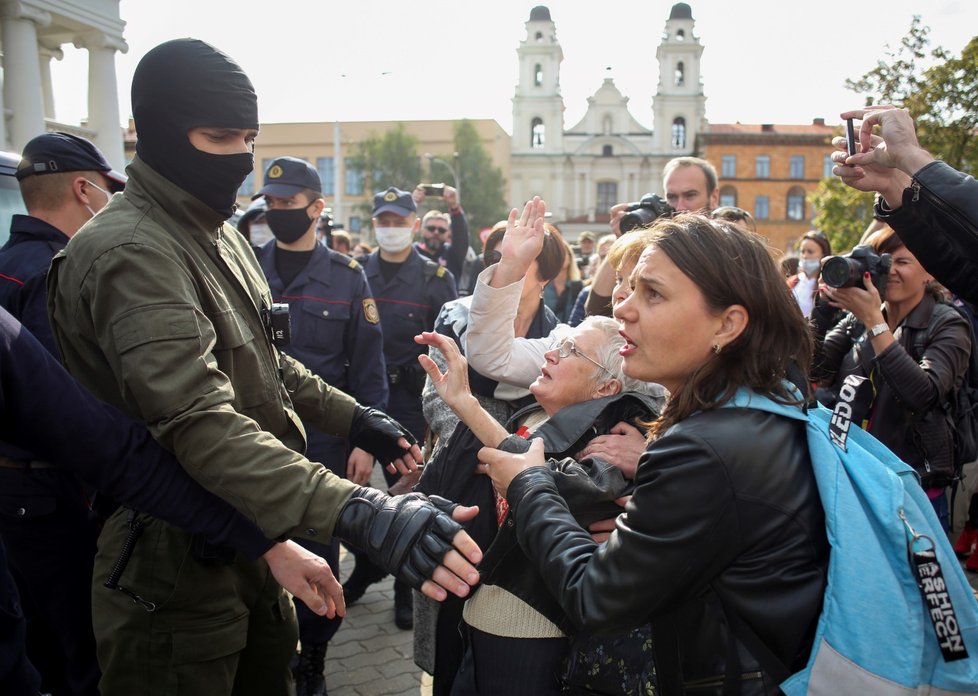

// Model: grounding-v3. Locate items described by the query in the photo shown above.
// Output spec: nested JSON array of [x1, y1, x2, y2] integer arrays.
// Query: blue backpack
[[724, 387, 978, 694]]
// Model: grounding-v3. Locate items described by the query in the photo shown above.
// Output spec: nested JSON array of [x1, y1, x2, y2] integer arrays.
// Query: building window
[[602, 115, 612, 134], [344, 157, 363, 196], [238, 170, 255, 197], [823, 155, 834, 179], [597, 181, 618, 214], [790, 155, 805, 179], [535, 31, 543, 41], [531, 118, 545, 148], [787, 186, 806, 220], [754, 195, 769, 220], [676, 29, 685, 41], [721, 155, 736, 178], [316, 157, 334, 195], [534, 63, 543, 86], [675, 61, 685, 87], [671, 117, 686, 149], [349, 216, 361, 233], [755, 155, 771, 178], [719, 185, 737, 208], [602, 145, 613, 157]]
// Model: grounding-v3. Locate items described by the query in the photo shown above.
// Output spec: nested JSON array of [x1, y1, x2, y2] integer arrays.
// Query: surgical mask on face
[[374, 226, 413, 253], [249, 223, 273, 247], [83, 179, 111, 219], [800, 258, 822, 275]]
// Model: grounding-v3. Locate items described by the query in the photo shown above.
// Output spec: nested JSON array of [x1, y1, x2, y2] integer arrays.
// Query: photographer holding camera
[[811, 226, 971, 527]]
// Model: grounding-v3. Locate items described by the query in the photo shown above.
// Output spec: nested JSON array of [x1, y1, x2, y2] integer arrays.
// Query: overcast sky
[[48, 0, 976, 134]]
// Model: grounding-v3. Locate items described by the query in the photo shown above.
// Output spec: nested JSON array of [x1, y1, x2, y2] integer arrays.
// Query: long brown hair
[[645, 214, 813, 438]]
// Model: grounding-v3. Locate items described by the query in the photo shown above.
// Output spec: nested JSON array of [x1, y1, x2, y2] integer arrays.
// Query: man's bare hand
[[575, 421, 645, 479], [263, 540, 345, 618]]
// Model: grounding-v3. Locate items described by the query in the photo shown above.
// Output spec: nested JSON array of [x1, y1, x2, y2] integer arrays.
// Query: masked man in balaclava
[[47, 38, 481, 695]]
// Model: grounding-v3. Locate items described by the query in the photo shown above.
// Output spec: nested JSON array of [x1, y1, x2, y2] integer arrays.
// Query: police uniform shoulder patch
[[435, 266, 447, 278], [362, 298, 380, 324], [347, 258, 360, 270]]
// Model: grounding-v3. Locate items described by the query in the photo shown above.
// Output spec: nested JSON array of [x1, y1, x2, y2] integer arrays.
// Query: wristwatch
[[868, 322, 890, 338]]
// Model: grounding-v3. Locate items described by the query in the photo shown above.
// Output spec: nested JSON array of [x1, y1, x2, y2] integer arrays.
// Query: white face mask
[[249, 223, 273, 247], [375, 226, 414, 253], [800, 258, 822, 275], [83, 179, 111, 219]]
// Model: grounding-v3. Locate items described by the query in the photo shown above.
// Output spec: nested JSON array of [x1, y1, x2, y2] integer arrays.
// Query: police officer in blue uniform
[[0, 132, 125, 696], [254, 157, 388, 696], [351, 187, 458, 629]]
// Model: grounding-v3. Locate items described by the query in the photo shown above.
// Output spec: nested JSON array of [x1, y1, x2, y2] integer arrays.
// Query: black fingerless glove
[[333, 487, 462, 590], [349, 405, 418, 465]]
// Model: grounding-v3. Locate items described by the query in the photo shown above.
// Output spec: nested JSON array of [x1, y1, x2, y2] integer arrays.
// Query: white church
[[509, 4, 707, 232]]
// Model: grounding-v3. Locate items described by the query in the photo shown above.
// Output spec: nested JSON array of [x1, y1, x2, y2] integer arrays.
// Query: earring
[[713, 343, 722, 355]]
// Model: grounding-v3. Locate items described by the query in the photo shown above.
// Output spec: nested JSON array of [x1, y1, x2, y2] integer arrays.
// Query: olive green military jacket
[[47, 156, 358, 541]]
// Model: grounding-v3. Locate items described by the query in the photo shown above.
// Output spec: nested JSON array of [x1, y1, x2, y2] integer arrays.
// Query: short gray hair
[[577, 315, 646, 393]]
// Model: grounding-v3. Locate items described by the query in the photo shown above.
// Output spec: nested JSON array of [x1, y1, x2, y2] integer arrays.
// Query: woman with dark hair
[[442, 201, 829, 694], [812, 225, 972, 529], [789, 229, 832, 317]]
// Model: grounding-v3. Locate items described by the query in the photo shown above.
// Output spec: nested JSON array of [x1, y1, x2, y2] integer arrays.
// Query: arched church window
[[531, 118, 546, 148], [602, 145, 613, 157], [671, 117, 686, 149], [534, 64, 543, 86], [676, 29, 685, 41], [535, 31, 543, 42], [675, 61, 685, 87], [602, 115, 612, 135]]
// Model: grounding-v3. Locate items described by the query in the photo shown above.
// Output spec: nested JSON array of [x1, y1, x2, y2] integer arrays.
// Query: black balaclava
[[131, 38, 258, 219]]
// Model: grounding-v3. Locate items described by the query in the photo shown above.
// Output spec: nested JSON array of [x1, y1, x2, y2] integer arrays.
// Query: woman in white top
[[789, 229, 832, 317]]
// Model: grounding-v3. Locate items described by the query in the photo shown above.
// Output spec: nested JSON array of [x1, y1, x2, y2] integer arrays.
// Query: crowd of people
[[1, 34, 977, 696]]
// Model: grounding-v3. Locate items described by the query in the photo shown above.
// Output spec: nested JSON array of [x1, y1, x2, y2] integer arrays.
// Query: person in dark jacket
[[0, 131, 126, 696], [812, 226, 971, 529], [0, 306, 349, 694], [478, 204, 829, 695], [832, 105, 978, 305], [418, 315, 657, 695], [413, 184, 471, 281]]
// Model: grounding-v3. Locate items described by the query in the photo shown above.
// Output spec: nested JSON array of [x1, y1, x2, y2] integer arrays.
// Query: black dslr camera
[[262, 303, 291, 347], [821, 245, 893, 299], [619, 193, 676, 234]]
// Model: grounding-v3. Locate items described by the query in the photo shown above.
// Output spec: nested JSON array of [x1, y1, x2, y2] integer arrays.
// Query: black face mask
[[266, 205, 314, 244], [131, 39, 259, 220]]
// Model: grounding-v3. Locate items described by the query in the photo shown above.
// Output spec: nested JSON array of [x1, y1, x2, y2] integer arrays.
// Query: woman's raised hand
[[493, 196, 548, 287], [416, 331, 473, 410]]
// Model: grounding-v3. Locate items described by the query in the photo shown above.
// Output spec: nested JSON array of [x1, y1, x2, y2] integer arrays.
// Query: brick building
[[700, 120, 837, 250]]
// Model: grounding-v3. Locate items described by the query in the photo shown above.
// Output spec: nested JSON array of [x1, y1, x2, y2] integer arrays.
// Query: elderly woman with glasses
[[415, 313, 660, 695]]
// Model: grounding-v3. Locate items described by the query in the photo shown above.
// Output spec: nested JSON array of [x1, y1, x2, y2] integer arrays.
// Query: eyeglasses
[[425, 225, 450, 234], [556, 338, 615, 377]]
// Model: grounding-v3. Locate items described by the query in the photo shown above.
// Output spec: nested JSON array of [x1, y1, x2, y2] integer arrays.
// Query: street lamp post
[[425, 151, 460, 200]]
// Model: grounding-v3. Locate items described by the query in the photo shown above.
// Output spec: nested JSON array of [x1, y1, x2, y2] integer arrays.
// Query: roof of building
[[706, 121, 836, 136], [670, 3, 693, 20], [529, 6, 552, 22]]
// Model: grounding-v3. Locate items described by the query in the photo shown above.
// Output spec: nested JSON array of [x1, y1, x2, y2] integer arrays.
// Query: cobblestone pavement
[[320, 545, 431, 696]]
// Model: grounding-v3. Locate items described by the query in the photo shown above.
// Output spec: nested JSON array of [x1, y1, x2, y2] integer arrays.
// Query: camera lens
[[821, 257, 855, 288]]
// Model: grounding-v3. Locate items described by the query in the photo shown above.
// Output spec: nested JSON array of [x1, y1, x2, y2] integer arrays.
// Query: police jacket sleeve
[[342, 271, 389, 410], [445, 208, 471, 281], [876, 161, 978, 305], [56, 244, 357, 540], [504, 430, 743, 634], [0, 307, 273, 559]]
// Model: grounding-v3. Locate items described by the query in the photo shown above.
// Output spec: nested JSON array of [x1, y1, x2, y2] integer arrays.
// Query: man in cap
[[345, 187, 458, 629], [253, 156, 388, 695], [47, 38, 480, 695], [0, 131, 125, 696], [412, 184, 470, 280]]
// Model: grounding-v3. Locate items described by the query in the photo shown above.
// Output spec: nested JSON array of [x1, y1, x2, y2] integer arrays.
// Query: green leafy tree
[[846, 17, 978, 174], [348, 124, 422, 222], [810, 177, 875, 254], [427, 120, 508, 248], [814, 18, 978, 249]]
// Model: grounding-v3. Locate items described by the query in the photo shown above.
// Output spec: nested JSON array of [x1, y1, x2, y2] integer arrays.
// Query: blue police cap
[[372, 187, 416, 217], [16, 132, 126, 192], [255, 157, 322, 199]]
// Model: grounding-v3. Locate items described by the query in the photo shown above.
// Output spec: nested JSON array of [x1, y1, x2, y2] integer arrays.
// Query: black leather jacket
[[506, 404, 829, 695], [875, 161, 978, 305]]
